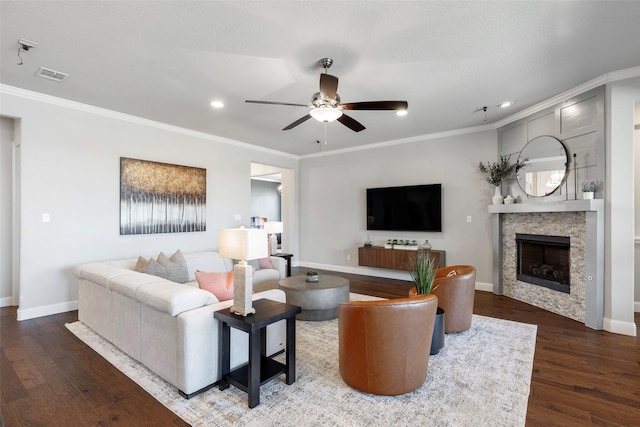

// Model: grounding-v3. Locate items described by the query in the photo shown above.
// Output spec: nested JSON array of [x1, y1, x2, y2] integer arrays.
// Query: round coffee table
[[278, 275, 350, 321]]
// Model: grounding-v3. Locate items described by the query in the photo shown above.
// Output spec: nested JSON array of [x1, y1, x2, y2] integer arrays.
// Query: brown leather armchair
[[338, 294, 438, 395], [430, 265, 476, 333]]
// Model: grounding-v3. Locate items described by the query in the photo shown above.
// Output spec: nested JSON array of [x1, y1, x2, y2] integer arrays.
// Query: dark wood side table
[[214, 298, 301, 408], [273, 252, 293, 277]]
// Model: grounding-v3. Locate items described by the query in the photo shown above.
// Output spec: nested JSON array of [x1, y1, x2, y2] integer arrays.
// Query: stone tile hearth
[[502, 212, 586, 323]]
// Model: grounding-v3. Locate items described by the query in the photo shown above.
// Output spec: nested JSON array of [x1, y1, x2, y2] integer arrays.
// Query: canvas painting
[[120, 158, 206, 235]]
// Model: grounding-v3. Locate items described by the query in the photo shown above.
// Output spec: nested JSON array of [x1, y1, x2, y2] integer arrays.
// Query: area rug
[[66, 294, 537, 427]]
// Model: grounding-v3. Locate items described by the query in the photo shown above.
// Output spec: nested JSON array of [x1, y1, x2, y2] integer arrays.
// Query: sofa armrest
[[269, 256, 286, 279]]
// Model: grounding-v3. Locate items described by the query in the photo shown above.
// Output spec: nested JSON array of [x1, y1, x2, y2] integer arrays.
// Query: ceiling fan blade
[[245, 100, 309, 107], [340, 101, 408, 111], [337, 114, 366, 132], [283, 114, 312, 130], [319, 74, 339, 100]]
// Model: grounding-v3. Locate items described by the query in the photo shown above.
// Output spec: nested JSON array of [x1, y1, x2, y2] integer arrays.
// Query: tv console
[[358, 246, 445, 271]]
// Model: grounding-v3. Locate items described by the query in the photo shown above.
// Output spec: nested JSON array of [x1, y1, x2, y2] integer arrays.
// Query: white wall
[[0, 87, 297, 320], [606, 76, 640, 335], [298, 129, 497, 287]]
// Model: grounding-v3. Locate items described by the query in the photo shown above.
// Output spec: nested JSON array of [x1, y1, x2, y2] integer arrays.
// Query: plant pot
[[408, 287, 445, 355], [583, 191, 594, 200], [492, 186, 504, 205], [430, 307, 445, 355]]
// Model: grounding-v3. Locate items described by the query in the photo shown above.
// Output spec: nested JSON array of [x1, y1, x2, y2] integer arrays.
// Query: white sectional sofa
[[72, 251, 287, 397]]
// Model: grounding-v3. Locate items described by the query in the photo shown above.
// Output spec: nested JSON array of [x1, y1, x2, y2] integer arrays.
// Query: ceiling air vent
[[35, 66, 69, 82]]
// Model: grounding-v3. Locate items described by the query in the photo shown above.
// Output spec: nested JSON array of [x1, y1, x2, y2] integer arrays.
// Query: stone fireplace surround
[[489, 200, 604, 329]]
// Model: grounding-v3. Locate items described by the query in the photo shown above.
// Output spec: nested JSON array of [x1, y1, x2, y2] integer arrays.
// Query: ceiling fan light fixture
[[310, 107, 343, 123], [396, 109, 408, 116]]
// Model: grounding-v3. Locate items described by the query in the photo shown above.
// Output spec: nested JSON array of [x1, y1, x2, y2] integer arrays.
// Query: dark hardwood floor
[[1, 267, 639, 426]]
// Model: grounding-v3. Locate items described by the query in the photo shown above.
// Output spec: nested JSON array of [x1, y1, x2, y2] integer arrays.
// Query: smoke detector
[[35, 66, 69, 83]]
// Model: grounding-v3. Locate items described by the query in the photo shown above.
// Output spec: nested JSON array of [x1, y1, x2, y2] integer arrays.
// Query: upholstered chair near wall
[[338, 294, 438, 395], [430, 265, 476, 333]]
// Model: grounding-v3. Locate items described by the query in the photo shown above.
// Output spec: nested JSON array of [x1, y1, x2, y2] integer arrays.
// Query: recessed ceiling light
[[396, 110, 408, 116], [210, 100, 224, 108], [499, 101, 513, 108]]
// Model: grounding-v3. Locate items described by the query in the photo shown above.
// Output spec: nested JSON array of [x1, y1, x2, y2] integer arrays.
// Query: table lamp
[[218, 227, 268, 316], [263, 221, 283, 255]]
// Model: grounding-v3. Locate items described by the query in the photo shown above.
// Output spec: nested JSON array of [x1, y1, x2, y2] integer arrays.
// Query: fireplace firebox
[[516, 233, 570, 293]]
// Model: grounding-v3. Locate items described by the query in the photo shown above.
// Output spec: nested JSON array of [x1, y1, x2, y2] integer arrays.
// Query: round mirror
[[517, 135, 568, 197]]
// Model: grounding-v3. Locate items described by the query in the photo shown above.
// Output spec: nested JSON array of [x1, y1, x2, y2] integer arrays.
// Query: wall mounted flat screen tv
[[366, 184, 442, 232]]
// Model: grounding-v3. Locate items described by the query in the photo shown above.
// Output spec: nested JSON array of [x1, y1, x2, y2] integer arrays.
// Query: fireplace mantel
[[489, 199, 604, 329], [488, 199, 604, 214]]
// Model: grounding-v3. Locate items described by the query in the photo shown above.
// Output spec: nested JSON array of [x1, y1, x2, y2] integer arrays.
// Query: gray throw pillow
[[157, 250, 189, 283], [142, 257, 166, 278]]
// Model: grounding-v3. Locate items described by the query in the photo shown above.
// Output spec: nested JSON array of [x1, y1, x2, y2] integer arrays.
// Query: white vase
[[583, 191, 594, 200], [492, 186, 504, 205]]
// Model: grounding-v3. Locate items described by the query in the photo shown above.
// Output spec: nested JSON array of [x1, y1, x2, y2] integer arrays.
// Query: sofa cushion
[[157, 250, 189, 283], [136, 282, 218, 316], [195, 271, 235, 301], [109, 273, 167, 299]]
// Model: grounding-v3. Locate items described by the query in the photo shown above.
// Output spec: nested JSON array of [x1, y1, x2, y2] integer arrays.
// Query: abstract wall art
[[120, 157, 206, 235]]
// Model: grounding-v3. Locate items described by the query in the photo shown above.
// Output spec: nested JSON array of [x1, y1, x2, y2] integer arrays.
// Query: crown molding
[[0, 84, 298, 160]]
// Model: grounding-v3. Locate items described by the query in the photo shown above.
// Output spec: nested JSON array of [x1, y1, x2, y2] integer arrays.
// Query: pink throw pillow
[[195, 271, 234, 301], [258, 258, 273, 270]]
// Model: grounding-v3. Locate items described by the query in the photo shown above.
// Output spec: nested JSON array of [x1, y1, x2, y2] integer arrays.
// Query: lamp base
[[230, 262, 255, 316]]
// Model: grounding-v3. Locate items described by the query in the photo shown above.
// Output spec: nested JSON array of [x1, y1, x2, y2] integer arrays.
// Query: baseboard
[[475, 281, 494, 292], [298, 261, 495, 292], [0, 296, 15, 307], [635, 301, 640, 313], [603, 317, 637, 337], [17, 300, 78, 321]]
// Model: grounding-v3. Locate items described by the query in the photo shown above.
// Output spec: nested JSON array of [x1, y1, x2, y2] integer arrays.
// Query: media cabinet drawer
[[358, 246, 445, 271]]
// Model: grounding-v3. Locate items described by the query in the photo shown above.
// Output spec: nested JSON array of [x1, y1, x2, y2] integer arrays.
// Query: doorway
[[250, 162, 296, 257], [0, 116, 20, 308]]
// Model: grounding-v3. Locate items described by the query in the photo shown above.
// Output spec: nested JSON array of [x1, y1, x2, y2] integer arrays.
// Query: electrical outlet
[[466, 216, 472, 223], [347, 254, 352, 261], [42, 213, 50, 223]]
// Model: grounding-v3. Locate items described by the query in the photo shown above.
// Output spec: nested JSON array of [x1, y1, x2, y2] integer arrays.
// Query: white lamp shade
[[310, 107, 343, 122], [263, 221, 283, 234], [218, 228, 268, 261]]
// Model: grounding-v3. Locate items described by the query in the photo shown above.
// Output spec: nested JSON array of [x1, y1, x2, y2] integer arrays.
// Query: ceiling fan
[[245, 58, 408, 132]]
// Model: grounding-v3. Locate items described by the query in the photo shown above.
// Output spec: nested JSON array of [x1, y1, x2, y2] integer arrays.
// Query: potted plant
[[409, 250, 437, 295], [582, 181, 595, 199], [408, 250, 444, 355], [306, 271, 319, 282], [478, 155, 528, 204]]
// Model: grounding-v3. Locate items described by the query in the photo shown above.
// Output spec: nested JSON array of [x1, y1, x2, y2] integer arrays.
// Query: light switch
[[42, 213, 50, 223], [466, 216, 472, 223], [234, 214, 242, 221]]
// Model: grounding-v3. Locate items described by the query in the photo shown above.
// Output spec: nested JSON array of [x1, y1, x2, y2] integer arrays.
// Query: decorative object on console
[[306, 271, 319, 282], [582, 181, 595, 199], [504, 195, 515, 204], [218, 227, 268, 316], [119, 158, 206, 235], [263, 221, 283, 255]]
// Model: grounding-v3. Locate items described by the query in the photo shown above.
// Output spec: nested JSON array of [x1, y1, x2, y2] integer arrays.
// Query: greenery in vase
[[307, 271, 318, 276], [410, 250, 437, 294], [581, 181, 595, 192], [478, 155, 528, 187]]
